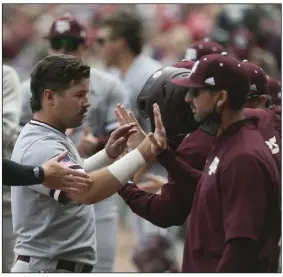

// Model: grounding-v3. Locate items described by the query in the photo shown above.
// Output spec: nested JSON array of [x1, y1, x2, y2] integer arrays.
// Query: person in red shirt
[[116, 53, 280, 272]]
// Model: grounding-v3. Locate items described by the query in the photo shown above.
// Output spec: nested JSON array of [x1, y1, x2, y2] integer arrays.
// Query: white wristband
[[108, 149, 146, 185], [84, 149, 115, 173]]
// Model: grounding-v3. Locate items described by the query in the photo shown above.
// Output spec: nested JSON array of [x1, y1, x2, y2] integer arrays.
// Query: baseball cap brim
[[170, 77, 206, 88]]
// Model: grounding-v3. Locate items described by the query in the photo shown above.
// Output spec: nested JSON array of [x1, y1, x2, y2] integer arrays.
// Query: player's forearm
[[119, 180, 192, 228], [74, 147, 149, 204], [3, 159, 44, 186]]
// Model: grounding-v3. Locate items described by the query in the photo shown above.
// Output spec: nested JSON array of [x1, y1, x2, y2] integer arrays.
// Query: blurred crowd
[[3, 4, 281, 80]]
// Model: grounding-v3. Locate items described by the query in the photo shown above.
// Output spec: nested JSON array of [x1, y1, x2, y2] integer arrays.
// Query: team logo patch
[[60, 156, 75, 167]]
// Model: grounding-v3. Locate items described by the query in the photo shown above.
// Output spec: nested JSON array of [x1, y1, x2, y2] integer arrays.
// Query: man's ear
[[259, 95, 267, 108], [216, 90, 228, 109], [43, 89, 56, 107]]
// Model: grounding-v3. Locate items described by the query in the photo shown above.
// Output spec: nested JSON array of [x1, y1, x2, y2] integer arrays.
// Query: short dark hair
[[30, 54, 90, 112], [100, 10, 144, 55]]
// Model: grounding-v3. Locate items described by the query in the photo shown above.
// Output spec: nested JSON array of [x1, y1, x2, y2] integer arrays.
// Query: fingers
[[54, 151, 68, 162], [114, 108, 126, 126], [128, 111, 139, 124], [111, 123, 136, 140], [116, 104, 131, 124], [153, 103, 165, 132]]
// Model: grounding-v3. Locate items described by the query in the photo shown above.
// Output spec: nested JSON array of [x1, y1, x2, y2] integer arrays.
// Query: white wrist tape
[[84, 149, 115, 173], [108, 149, 146, 185]]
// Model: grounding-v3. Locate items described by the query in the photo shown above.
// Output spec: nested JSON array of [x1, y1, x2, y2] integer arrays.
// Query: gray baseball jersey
[[11, 120, 96, 265]]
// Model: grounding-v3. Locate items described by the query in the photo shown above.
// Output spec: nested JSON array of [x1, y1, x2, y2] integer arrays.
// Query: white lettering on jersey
[[208, 156, 219, 175], [265, 136, 280, 155]]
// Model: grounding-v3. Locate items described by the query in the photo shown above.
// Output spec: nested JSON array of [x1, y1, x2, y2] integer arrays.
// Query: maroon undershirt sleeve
[[119, 148, 202, 228]]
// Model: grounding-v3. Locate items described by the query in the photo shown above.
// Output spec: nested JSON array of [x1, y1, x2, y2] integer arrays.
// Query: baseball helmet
[[137, 66, 200, 149]]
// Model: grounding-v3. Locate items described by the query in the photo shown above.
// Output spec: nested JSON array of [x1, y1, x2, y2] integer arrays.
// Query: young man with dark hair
[[19, 15, 130, 272], [10, 54, 150, 273], [115, 53, 281, 272]]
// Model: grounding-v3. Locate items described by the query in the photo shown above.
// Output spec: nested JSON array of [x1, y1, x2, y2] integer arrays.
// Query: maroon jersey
[[184, 118, 280, 272], [119, 128, 212, 228], [244, 108, 281, 175]]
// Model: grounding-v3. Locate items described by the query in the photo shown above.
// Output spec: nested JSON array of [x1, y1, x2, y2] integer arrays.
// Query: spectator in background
[[19, 14, 130, 273], [183, 37, 224, 61], [96, 9, 178, 256], [228, 27, 279, 77], [3, 65, 22, 272]]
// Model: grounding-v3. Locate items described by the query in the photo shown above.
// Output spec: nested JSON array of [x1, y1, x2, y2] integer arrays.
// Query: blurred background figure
[[3, 65, 22, 272], [2, 3, 281, 272]]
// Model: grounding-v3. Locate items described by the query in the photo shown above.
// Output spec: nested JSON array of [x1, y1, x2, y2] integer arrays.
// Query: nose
[[84, 99, 91, 109], [185, 92, 192, 103]]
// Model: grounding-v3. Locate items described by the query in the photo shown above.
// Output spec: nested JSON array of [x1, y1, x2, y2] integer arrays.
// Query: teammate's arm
[[67, 136, 154, 204], [3, 153, 90, 192]]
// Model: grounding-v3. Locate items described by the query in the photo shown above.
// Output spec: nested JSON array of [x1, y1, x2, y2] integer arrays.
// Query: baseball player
[[11, 54, 153, 273], [96, 9, 175, 248], [19, 15, 130, 272], [115, 54, 281, 272]]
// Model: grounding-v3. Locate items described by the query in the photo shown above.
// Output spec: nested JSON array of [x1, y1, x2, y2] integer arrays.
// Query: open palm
[[115, 104, 146, 149]]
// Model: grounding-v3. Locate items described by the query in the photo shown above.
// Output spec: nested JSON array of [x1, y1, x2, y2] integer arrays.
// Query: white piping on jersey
[[30, 120, 66, 138], [54, 190, 61, 201]]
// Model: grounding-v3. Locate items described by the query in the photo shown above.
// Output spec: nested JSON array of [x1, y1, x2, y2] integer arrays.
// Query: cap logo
[[250, 84, 257, 91], [205, 77, 215, 86], [185, 48, 197, 61], [55, 20, 71, 33], [191, 60, 200, 74]]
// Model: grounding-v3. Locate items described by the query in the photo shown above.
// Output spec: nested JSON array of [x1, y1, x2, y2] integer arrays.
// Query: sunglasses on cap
[[50, 37, 84, 52]]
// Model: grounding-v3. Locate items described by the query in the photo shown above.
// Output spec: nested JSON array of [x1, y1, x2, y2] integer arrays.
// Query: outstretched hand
[[148, 104, 167, 155], [115, 104, 146, 149], [42, 151, 92, 193], [105, 123, 137, 159]]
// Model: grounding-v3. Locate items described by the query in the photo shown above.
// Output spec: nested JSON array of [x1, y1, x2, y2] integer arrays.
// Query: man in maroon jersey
[[116, 53, 280, 272]]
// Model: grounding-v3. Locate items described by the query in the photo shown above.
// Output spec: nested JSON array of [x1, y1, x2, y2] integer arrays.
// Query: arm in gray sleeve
[[3, 65, 21, 151], [21, 137, 72, 205]]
